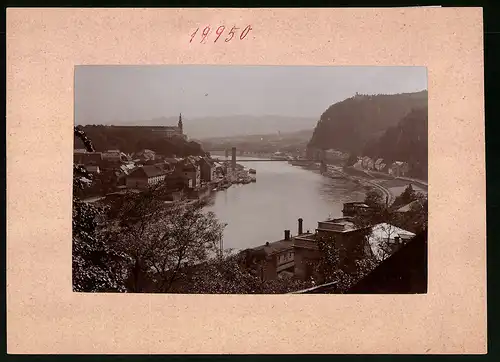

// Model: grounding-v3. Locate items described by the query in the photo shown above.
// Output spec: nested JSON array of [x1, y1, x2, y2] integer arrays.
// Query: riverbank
[[317, 164, 396, 205]]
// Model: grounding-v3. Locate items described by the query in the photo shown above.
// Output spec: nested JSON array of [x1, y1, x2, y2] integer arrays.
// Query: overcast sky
[[74, 65, 427, 125]]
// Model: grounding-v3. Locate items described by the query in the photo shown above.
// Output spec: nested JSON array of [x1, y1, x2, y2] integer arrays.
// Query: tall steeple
[[178, 113, 183, 134]]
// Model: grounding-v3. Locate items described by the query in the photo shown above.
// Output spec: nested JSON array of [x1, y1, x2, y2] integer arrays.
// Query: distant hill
[[74, 125, 205, 157], [116, 115, 317, 139], [307, 91, 428, 153], [199, 129, 314, 154], [199, 129, 313, 144], [364, 107, 428, 179]]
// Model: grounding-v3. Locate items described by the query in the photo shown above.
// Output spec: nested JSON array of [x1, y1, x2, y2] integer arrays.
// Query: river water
[[205, 156, 368, 250]]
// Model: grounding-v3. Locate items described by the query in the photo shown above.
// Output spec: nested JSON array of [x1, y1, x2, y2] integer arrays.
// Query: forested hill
[[364, 107, 428, 179], [74, 125, 205, 157], [307, 91, 428, 153]]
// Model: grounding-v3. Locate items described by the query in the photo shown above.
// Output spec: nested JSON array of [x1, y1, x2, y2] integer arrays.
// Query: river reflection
[[205, 157, 367, 250]]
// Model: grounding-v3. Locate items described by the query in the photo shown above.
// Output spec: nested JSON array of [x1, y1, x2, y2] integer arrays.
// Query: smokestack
[[298, 218, 303, 235], [284, 230, 291, 241], [231, 147, 237, 169]]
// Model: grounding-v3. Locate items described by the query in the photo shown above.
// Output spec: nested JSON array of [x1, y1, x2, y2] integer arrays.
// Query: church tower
[[178, 113, 183, 134]]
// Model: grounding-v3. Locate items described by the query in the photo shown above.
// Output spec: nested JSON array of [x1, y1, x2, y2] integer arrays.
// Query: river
[[204, 156, 368, 250]]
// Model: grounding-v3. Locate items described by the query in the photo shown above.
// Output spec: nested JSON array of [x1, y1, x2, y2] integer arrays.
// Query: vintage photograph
[[73, 65, 428, 294]]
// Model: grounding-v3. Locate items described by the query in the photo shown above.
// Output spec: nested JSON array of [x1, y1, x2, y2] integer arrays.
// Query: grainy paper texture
[[6, 7, 486, 354]]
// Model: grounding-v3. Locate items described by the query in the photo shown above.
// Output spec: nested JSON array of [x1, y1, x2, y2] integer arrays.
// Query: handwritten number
[[190, 28, 199, 43], [214, 26, 225, 43], [225, 26, 239, 42], [201, 26, 211, 43], [240, 25, 252, 40], [190, 25, 253, 43]]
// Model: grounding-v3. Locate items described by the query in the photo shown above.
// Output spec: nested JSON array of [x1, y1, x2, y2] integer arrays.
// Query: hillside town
[[74, 115, 256, 204]]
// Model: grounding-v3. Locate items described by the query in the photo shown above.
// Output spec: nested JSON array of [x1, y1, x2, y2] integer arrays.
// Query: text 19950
[[190, 25, 253, 43]]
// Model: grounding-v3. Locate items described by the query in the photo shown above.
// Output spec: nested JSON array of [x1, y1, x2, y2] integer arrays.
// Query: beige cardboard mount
[[6, 7, 486, 354]]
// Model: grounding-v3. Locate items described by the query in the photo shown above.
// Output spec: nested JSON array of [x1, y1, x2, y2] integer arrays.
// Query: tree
[[399, 184, 416, 204], [73, 126, 127, 292], [175, 250, 262, 294], [364, 190, 384, 208], [106, 188, 226, 293], [396, 192, 428, 233], [307, 234, 378, 293], [345, 153, 358, 167]]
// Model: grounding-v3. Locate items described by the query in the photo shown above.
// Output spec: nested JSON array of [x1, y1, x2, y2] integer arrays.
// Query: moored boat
[[249, 168, 257, 182]]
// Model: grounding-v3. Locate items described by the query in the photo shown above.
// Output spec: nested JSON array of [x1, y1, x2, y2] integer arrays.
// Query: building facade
[[126, 165, 169, 189], [176, 160, 201, 189], [199, 157, 216, 183], [150, 113, 185, 139], [389, 161, 410, 177]]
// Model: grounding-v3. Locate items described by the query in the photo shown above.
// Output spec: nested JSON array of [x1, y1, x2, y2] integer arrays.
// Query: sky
[[74, 65, 427, 125]]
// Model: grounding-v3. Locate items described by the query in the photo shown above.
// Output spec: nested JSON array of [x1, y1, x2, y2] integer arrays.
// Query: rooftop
[[128, 165, 169, 178], [343, 202, 370, 208], [252, 239, 294, 256], [368, 223, 416, 261], [293, 235, 319, 250], [395, 200, 420, 213], [317, 217, 360, 233]]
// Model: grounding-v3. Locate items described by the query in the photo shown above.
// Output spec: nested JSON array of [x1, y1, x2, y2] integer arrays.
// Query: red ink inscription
[[188, 25, 252, 43], [189, 28, 199, 43], [214, 26, 226, 43], [225, 26, 239, 42], [201, 26, 211, 43], [240, 25, 252, 40]]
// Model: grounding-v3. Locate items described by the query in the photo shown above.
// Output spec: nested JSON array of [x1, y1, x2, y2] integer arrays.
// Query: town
[[74, 115, 257, 205], [73, 114, 428, 294]]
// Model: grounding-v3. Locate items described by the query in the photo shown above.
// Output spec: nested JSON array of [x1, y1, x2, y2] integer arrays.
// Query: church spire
[[178, 113, 183, 133]]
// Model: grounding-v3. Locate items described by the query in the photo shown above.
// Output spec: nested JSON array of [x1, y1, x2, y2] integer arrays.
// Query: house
[[347, 231, 427, 294], [119, 163, 137, 176], [342, 202, 372, 217], [292, 233, 321, 280], [292, 232, 427, 294], [395, 200, 420, 213], [175, 159, 201, 189], [135, 149, 156, 162], [199, 157, 216, 183], [374, 158, 386, 172], [74, 150, 103, 165], [165, 172, 193, 191], [291, 214, 417, 282], [102, 149, 128, 163], [293, 216, 373, 280], [126, 165, 169, 190], [389, 161, 410, 177], [85, 163, 100, 174], [353, 158, 363, 170], [367, 223, 416, 262], [361, 156, 374, 170], [243, 229, 295, 281]]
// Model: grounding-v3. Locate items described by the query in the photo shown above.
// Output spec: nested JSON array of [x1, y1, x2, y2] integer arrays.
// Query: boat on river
[[249, 168, 256, 182]]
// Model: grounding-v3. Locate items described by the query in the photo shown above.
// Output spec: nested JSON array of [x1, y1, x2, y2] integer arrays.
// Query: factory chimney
[[298, 218, 303, 235], [284, 230, 291, 241]]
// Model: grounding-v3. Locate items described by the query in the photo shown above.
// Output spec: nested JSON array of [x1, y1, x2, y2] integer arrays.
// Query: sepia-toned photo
[[73, 65, 428, 294]]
